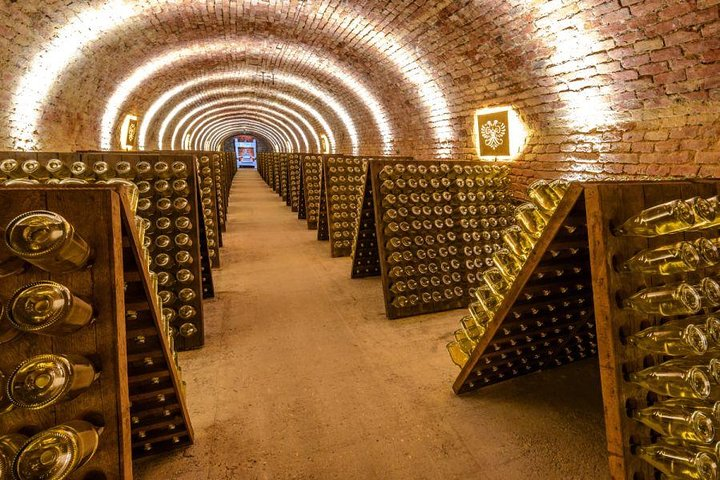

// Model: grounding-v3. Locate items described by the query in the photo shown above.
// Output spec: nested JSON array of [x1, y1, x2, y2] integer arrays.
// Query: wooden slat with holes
[[368, 159, 512, 319], [0, 185, 192, 480]]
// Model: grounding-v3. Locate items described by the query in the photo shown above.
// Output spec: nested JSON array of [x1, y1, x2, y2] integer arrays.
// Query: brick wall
[[0, 0, 717, 184]]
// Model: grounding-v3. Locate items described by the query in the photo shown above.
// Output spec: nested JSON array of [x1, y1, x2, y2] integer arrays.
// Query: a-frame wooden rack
[[0, 185, 193, 478], [454, 180, 720, 480]]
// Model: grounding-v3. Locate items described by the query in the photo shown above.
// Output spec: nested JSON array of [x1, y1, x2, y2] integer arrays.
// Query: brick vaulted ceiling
[[0, 0, 718, 182]]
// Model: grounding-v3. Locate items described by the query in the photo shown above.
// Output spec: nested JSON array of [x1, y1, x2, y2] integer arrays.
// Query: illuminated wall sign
[[474, 106, 527, 160], [320, 134, 330, 154], [120, 114, 138, 150]]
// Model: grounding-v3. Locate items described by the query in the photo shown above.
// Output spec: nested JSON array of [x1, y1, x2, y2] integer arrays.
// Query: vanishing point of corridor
[[135, 169, 609, 480]]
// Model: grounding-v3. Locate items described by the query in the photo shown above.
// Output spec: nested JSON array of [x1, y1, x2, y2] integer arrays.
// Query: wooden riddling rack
[[302, 155, 324, 230], [453, 180, 720, 480], [359, 159, 513, 319], [75, 152, 206, 351], [288, 154, 301, 213], [351, 170, 381, 278], [0, 186, 193, 479], [193, 154, 222, 267], [323, 156, 367, 257], [297, 156, 307, 220]]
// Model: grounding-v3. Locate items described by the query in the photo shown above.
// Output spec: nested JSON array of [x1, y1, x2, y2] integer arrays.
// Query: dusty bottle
[[7, 354, 100, 410], [45, 159, 71, 179], [0, 159, 23, 179], [613, 200, 696, 237], [483, 267, 510, 296], [635, 444, 717, 480], [460, 314, 486, 340], [12, 420, 103, 480], [114, 161, 134, 179], [5, 210, 92, 273]]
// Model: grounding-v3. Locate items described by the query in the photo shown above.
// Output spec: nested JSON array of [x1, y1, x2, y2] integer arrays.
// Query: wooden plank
[[453, 185, 589, 393]]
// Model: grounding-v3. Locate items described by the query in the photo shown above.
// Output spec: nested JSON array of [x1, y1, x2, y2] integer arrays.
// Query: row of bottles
[[210, 154, 226, 231], [288, 154, 301, 211], [0, 207, 106, 479], [615, 195, 720, 479], [302, 156, 323, 226], [197, 156, 218, 261], [326, 156, 367, 256], [447, 178, 570, 368], [1, 158, 188, 183]]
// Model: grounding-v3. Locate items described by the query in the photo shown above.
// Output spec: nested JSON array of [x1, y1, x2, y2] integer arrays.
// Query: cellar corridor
[[135, 168, 610, 480]]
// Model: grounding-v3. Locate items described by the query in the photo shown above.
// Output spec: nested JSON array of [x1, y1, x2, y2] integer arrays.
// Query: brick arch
[[189, 110, 307, 152], [182, 103, 321, 153], [1, 0, 717, 176]]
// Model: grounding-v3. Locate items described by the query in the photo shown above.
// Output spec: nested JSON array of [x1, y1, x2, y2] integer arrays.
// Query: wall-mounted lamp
[[119, 114, 139, 150], [474, 106, 527, 160], [320, 134, 331, 154]]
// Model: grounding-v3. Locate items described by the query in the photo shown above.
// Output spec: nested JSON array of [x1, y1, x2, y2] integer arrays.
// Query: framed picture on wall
[[476, 109, 511, 157]]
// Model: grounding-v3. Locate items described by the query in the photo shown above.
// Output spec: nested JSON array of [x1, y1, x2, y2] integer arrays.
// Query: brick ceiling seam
[[181, 100, 322, 152], [190, 109, 307, 152]]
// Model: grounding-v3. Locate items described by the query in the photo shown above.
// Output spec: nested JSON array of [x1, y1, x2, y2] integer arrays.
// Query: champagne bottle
[[501, 225, 534, 259], [635, 444, 717, 480], [629, 362, 711, 399], [179, 322, 198, 337], [21, 160, 45, 180], [447, 340, 469, 367], [528, 179, 562, 213], [70, 161, 93, 179], [92, 161, 110, 180], [135, 161, 153, 180], [153, 161, 171, 179], [5, 210, 92, 273], [483, 267, 510, 296], [620, 241, 700, 275], [0, 159, 22, 179], [632, 404, 715, 444], [171, 161, 187, 178], [12, 420, 103, 479], [0, 370, 14, 414], [695, 238, 720, 267], [8, 281, 95, 335], [687, 197, 718, 228], [622, 283, 701, 317], [0, 433, 27, 478], [628, 321, 708, 356], [515, 203, 548, 239], [114, 161, 134, 179], [460, 314, 486, 340], [45, 159, 71, 179], [492, 249, 524, 281], [613, 199, 696, 237], [7, 354, 99, 410]]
